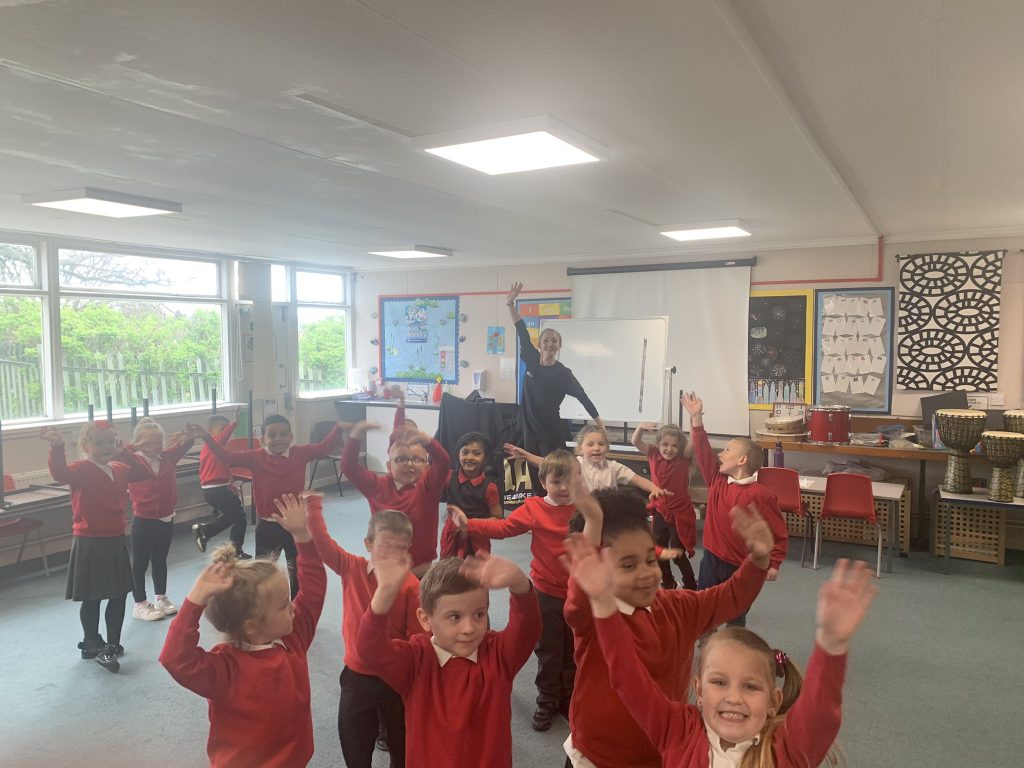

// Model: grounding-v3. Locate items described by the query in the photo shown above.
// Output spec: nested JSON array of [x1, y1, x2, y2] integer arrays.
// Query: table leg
[[944, 499, 952, 574], [885, 499, 895, 573]]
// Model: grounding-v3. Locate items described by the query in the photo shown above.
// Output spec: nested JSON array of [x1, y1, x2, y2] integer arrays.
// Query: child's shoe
[[95, 643, 120, 673], [192, 523, 208, 553], [78, 635, 105, 659], [532, 703, 556, 732], [132, 601, 165, 621], [154, 596, 178, 616], [234, 549, 252, 560]]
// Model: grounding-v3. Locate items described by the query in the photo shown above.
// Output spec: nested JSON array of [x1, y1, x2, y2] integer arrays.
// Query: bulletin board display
[[515, 297, 572, 403], [747, 291, 813, 410], [378, 295, 460, 384], [813, 287, 895, 413]]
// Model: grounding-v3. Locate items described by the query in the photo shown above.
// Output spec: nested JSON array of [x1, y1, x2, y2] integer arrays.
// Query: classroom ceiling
[[1, 0, 1023, 270]]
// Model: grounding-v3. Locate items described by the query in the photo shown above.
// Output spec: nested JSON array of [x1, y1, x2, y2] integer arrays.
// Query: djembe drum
[[935, 409, 987, 493], [981, 431, 1024, 502], [1002, 410, 1024, 498]]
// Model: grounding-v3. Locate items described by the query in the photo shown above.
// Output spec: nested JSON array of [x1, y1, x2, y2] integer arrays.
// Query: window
[[0, 242, 37, 287], [271, 264, 289, 303], [0, 243, 45, 421], [59, 249, 219, 295], [295, 269, 350, 395]]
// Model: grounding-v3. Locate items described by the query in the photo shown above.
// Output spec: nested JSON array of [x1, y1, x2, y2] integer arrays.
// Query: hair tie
[[773, 649, 788, 677], [92, 420, 114, 430]]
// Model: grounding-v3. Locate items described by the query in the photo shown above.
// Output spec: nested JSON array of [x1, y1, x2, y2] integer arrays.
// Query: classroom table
[[795, 475, 906, 574], [936, 489, 1024, 573]]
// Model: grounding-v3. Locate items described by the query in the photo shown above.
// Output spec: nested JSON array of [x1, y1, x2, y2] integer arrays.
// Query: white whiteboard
[[541, 317, 670, 423]]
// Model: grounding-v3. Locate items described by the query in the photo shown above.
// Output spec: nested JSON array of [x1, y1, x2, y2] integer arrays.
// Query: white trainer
[[154, 596, 178, 616], [132, 601, 165, 621]]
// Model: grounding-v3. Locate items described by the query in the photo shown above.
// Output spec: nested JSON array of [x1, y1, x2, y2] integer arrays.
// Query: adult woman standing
[[507, 282, 604, 458]]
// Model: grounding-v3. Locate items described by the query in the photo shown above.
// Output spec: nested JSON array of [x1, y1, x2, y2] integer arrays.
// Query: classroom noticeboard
[[539, 317, 669, 423], [748, 291, 813, 410], [379, 295, 460, 384]]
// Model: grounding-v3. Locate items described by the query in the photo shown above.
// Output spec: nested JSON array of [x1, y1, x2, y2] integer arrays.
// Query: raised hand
[[187, 562, 236, 606], [816, 559, 878, 655], [681, 392, 703, 417], [730, 504, 774, 569], [638, 422, 658, 431], [348, 420, 381, 440], [183, 422, 209, 440], [165, 430, 189, 449], [461, 552, 530, 594], [447, 504, 468, 529], [648, 486, 674, 501], [270, 493, 313, 543], [503, 443, 528, 460], [371, 547, 412, 595], [39, 426, 64, 445]]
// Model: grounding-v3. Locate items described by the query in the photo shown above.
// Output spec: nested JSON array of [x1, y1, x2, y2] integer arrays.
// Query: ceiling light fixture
[[22, 188, 182, 218], [368, 245, 452, 260], [415, 116, 601, 175], [659, 219, 752, 242]]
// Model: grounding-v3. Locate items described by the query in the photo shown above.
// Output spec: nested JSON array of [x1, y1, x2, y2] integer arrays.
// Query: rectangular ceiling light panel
[[659, 220, 752, 242], [423, 131, 599, 175], [22, 188, 182, 218], [367, 246, 452, 259]]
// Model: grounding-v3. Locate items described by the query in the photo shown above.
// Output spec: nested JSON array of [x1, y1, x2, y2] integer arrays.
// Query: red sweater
[[48, 444, 140, 537], [199, 422, 236, 487], [306, 501, 425, 674], [692, 425, 788, 569], [354, 589, 541, 768], [595, 612, 846, 768], [201, 425, 342, 520], [340, 437, 449, 567], [564, 558, 767, 768], [646, 446, 697, 552], [467, 496, 575, 598], [121, 440, 195, 519], [159, 541, 326, 768]]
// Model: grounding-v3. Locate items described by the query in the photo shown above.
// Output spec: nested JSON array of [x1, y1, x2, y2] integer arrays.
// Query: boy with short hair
[[306, 504, 423, 767], [682, 392, 788, 625], [440, 431, 502, 558], [341, 420, 450, 578], [192, 410, 250, 558], [448, 448, 577, 732], [188, 414, 347, 595], [355, 553, 541, 768]]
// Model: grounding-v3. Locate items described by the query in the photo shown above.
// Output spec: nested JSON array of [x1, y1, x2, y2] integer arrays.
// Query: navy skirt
[[65, 535, 134, 601]]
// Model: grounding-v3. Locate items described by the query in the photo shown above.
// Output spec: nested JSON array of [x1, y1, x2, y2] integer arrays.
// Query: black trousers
[[652, 513, 696, 590], [255, 519, 298, 597], [534, 590, 575, 708], [201, 486, 248, 548], [338, 667, 406, 768], [697, 549, 746, 626], [131, 517, 173, 603]]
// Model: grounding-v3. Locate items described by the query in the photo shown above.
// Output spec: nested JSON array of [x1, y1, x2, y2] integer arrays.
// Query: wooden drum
[[1002, 410, 1024, 498], [807, 405, 851, 445], [981, 431, 1024, 502], [935, 408, 987, 493]]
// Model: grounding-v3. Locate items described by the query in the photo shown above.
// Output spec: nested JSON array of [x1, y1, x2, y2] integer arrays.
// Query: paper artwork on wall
[[748, 291, 812, 409], [895, 251, 1004, 391], [814, 288, 894, 413]]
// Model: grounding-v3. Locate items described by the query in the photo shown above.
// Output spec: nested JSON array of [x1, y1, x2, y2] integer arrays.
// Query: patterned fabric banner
[[895, 250, 1004, 391]]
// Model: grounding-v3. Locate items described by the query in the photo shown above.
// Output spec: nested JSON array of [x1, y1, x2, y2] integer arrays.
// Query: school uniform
[[198, 422, 247, 548], [646, 446, 698, 589], [563, 558, 767, 768], [576, 455, 635, 492], [158, 540, 326, 768], [594, 611, 846, 768], [439, 470, 500, 557], [467, 495, 576, 710], [340, 436, 450, 568], [306, 500, 423, 766], [354, 588, 542, 768]]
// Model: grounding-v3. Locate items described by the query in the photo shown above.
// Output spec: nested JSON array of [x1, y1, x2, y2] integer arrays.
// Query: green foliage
[[298, 314, 347, 390]]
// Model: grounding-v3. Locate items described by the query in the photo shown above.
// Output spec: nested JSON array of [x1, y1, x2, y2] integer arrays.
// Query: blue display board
[[379, 295, 460, 384]]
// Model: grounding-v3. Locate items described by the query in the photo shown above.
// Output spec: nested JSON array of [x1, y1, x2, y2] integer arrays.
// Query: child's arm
[[680, 393, 717, 484], [159, 562, 236, 698], [356, 548, 419, 696], [504, 442, 541, 468], [759, 490, 789, 581], [392, 390, 406, 438], [339, 421, 383, 498], [569, 462, 603, 545], [215, 418, 237, 446], [421, 433, 451, 494], [270, 493, 327, 649], [461, 502, 533, 540], [625, 472, 669, 500], [462, 554, 542, 672], [302, 491, 348, 575], [41, 430, 84, 485], [776, 560, 877, 764], [630, 422, 657, 453], [486, 482, 503, 519], [162, 431, 196, 464], [298, 422, 350, 462], [185, 423, 255, 468]]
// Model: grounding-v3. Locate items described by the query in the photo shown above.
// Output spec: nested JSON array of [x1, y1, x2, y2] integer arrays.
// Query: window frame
[[291, 265, 353, 399]]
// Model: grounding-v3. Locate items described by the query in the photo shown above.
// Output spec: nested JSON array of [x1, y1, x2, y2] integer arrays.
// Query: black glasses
[[392, 456, 428, 465]]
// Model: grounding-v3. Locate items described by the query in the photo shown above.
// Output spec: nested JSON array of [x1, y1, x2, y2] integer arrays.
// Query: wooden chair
[[226, 437, 260, 524], [0, 474, 51, 577], [307, 421, 344, 496], [757, 467, 810, 567], [814, 472, 883, 577]]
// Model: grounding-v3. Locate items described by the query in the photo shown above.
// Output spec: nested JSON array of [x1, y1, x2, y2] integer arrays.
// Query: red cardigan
[[467, 495, 575, 598], [565, 557, 767, 768], [48, 444, 141, 537], [354, 589, 541, 768], [199, 421, 236, 487], [121, 440, 195, 519], [646, 446, 698, 551], [306, 500, 425, 674], [692, 425, 789, 569], [340, 436, 449, 567], [594, 611, 846, 768], [201, 425, 342, 520], [159, 541, 326, 768]]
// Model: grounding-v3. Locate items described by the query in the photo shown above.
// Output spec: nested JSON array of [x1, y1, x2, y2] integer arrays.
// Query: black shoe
[[192, 524, 208, 553], [556, 698, 571, 720], [112, 644, 125, 657], [95, 644, 120, 673], [78, 636, 105, 659], [532, 704, 556, 732], [234, 549, 252, 560]]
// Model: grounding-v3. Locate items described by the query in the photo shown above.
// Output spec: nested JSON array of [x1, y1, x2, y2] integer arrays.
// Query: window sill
[[0, 402, 243, 437]]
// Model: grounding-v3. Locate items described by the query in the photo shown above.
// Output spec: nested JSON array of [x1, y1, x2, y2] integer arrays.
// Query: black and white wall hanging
[[895, 250, 1004, 391]]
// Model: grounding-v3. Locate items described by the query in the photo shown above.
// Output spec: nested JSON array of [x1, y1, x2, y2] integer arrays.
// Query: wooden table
[[936, 489, 1024, 573]]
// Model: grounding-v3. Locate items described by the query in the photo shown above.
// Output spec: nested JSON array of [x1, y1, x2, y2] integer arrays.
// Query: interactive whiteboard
[[541, 317, 670, 423]]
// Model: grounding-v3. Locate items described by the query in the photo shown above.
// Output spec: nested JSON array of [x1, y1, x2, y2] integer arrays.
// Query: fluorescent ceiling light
[[423, 131, 599, 175], [22, 188, 182, 218], [659, 219, 752, 242], [368, 245, 452, 260]]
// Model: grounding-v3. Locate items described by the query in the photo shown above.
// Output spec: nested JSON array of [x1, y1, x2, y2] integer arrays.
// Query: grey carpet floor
[[2, 490, 1022, 767]]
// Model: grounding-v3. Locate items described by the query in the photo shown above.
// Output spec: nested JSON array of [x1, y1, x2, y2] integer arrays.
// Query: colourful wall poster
[[515, 297, 572, 403], [379, 295, 460, 384], [748, 290, 813, 409], [486, 326, 505, 355]]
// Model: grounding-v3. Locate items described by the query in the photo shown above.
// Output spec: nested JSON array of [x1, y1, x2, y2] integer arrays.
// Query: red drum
[[807, 405, 851, 445]]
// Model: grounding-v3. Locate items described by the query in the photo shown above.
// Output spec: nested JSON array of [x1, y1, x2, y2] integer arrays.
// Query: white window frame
[[291, 265, 354, 399]]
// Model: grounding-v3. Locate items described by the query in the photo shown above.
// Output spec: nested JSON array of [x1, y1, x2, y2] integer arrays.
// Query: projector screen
[[571, 265, 751, 436]]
